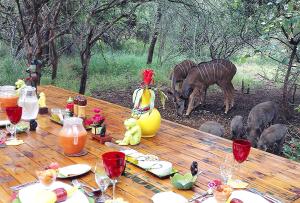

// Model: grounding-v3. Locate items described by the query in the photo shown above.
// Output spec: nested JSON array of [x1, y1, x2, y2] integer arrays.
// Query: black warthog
[[257, 124, 287, 155], [247, 101, 279, 147], [230, 115, 245, 139], [199, 121, 225, 137]]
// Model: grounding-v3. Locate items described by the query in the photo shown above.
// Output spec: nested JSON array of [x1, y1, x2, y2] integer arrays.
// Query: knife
[[104, 142, 130, 151], [10, 180, 38, 191], [247, 188, 282, 203]]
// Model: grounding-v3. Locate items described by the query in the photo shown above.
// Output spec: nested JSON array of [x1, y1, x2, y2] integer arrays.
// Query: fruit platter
[[120, 148, 177, 179]]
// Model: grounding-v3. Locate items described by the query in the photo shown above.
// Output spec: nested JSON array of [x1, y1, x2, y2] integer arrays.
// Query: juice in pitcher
[[0, 87, 18, 110], [58, 117, 87, 155]]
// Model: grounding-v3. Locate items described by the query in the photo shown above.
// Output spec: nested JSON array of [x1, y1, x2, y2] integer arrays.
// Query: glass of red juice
[[102, 151, 126, 201]]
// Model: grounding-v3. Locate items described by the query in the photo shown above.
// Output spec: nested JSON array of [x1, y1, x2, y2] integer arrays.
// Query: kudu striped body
[[181, 59, 236, 115], [169, 60, 197, 114]]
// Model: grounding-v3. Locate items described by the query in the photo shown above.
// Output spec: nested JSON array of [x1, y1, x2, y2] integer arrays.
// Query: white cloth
[[152, 191, 188, 203]]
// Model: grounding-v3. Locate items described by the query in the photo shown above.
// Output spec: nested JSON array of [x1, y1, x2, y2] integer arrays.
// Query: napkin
[[5, 139, 24, 146], [227, 179, 248, 189], [152, 191, 188, 203]]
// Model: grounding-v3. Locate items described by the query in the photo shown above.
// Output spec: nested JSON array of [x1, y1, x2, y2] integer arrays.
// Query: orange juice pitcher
[[58, 117, 87, 155]]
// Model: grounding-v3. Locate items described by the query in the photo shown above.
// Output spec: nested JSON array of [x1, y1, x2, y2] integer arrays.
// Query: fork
[[10, 180, 38, 191], [71, 179, 95, 197]]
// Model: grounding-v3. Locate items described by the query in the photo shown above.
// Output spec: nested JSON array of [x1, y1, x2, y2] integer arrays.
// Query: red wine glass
[[232, 139, 251, 180], [102, 151, 126, 201], [233, 139, 251, 163], [5, 106, 22, 140]]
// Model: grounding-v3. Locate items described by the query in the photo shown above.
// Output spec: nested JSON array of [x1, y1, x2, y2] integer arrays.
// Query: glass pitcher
[[0, 86, 18, 112], [18, 86, 39, 120], [58, 117, 87, 155]]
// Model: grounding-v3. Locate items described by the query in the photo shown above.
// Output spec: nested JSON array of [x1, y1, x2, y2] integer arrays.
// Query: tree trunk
[[147, 5, 162, 65], [79, 48, 91, 94], [51, 41, 58, 81], [282, 45, 297, 117]]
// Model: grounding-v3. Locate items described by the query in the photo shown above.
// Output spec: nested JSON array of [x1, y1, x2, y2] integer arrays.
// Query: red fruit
[[48, 162, 60, 170], [53, 188, 67, 202], [216, 185, 224, 192], [230, 198, 243, 203], [212, 179, 222, 187]]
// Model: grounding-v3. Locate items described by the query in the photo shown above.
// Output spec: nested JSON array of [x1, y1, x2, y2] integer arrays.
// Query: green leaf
[[158, 89, 168, 109]]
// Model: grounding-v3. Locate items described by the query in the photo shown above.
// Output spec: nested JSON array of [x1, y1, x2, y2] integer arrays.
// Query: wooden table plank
[[0, 85, 300, 203]]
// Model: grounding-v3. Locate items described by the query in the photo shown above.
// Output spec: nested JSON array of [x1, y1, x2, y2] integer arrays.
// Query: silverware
[[188, 188, 213, 202], [71, 179, 101, 197], [105, 142, 129, 151], [246, 188, 282, 203], [10, 180, 38, 191]]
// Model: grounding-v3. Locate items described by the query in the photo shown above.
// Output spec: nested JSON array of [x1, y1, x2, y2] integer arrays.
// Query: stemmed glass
[[5, 106, 22, 140], [219, 154, 234, 184], [102, 151, 126, 201], [232, 139, 251, 180], [95, 159, 111, 203]]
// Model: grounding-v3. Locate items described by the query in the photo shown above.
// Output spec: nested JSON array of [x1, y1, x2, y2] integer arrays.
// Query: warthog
[[181, 59, 236, 115], [169, 60, 196, 115], [257, 124, 287, 155], [247, 101, 279, 147], [230, 115, 245, 139], [199, 121, 225, 137]]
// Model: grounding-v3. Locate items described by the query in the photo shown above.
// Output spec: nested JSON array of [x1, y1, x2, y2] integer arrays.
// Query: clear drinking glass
[[220, 154, 234, 184], [95, 159, 111, 203]]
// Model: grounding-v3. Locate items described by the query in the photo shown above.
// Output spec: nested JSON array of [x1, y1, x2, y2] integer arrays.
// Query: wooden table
[[0, 85, 300, 203]]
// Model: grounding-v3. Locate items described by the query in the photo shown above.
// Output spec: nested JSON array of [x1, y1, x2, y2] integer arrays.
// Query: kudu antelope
[[169, 60, 197, 114], [181, 59, 236, 115]]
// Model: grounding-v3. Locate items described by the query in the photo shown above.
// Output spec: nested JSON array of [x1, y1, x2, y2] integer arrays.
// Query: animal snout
[[176, 100, 185, 116]]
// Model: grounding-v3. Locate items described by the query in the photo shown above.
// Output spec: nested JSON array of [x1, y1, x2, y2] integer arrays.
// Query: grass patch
[[1, 41, 280, 94]]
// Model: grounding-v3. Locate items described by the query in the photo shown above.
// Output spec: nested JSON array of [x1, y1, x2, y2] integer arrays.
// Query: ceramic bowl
[[170, 173, 198, 190]]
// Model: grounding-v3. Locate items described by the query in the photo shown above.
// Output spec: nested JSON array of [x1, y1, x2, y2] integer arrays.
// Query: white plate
[[0, 120, 9, 127], [203, 190, 269, 203], [57, 164, 91, 178], [19, 181, 89, 203], [152, 191, 188, 203]]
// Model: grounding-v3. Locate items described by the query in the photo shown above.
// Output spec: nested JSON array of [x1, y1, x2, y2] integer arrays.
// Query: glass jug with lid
[[58, 117, 87, 155], [0, 86, 18, 111], [18, 86, 39, 120]]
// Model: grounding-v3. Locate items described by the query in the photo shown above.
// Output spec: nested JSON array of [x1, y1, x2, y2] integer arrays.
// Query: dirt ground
[[93, 85, 300, 158]]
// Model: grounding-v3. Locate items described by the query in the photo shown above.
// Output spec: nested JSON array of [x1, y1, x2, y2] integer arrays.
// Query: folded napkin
[[152, 191, 188, 203], [227, 179, 248, 189], [5, 139, 24, 146]]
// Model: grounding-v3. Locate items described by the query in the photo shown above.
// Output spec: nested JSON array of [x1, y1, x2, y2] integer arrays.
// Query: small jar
[[77, 96, 87, 118], [73, 95, 80, 116]]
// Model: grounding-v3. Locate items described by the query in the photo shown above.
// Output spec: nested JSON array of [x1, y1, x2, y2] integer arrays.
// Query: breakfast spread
[[214, 185, 233, 203], [36, 169, 57, 186], [31, 186, 77, 203]]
